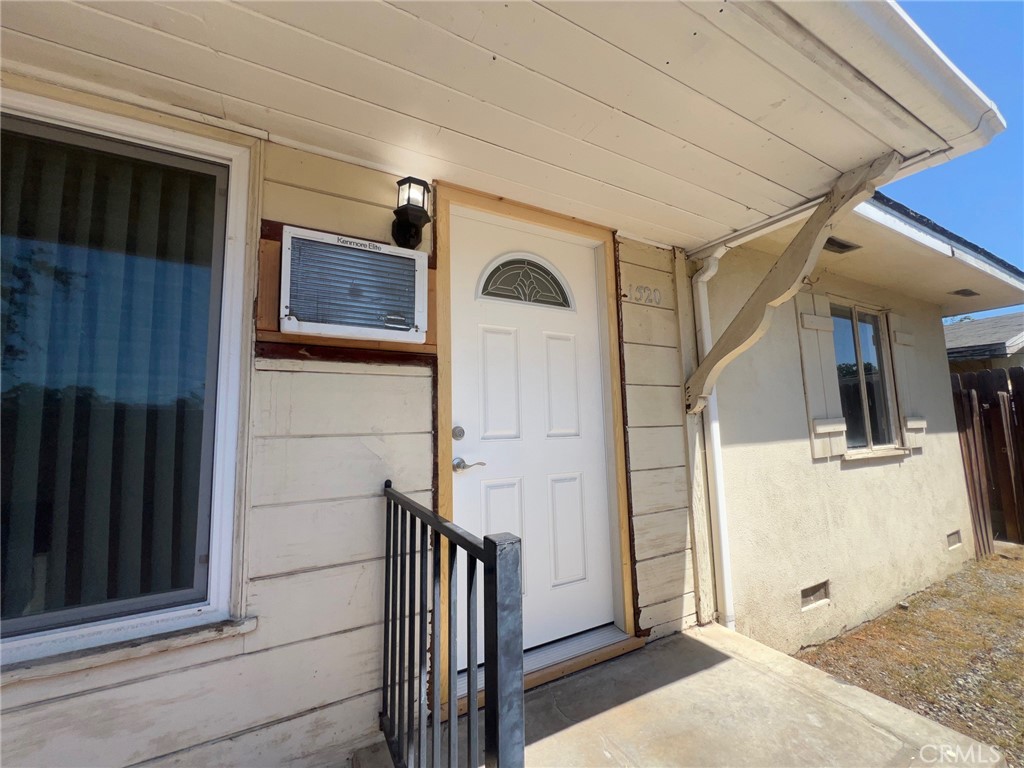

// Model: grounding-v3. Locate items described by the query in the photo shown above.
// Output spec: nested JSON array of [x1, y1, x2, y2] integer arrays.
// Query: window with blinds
[[0, 117, 227, 636]]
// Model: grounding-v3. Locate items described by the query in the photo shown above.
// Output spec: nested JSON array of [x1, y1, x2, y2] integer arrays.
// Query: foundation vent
[[947, 530, 963, 549], [801, 580, 830, 609]]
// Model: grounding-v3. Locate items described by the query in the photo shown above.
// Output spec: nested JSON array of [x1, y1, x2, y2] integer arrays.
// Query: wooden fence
[[950, 367, 1024, 557]]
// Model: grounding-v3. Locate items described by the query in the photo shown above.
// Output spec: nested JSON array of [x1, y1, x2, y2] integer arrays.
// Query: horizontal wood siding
[[2, 625, 383, 767], [248, 491, 430, 579], [142, 692, 381, 768], [619, 238, 697, 640], [250, 433, 431, 506]]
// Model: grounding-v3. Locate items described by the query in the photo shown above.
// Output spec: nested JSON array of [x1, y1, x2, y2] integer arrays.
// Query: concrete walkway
[[523, 624, 1001, 767], [356, 623, 1003, 767]]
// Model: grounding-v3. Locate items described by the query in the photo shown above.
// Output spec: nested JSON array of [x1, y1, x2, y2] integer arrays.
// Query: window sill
[[841, 447, 911, 462], [1, 616, 257, 686], [801, 598, 831, 613]]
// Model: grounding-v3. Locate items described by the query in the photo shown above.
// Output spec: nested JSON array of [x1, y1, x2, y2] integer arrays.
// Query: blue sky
[[882, 1, 1023, 319]]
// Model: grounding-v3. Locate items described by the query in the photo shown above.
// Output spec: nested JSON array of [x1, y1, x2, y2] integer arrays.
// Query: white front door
[[450, 208, 615, 654]]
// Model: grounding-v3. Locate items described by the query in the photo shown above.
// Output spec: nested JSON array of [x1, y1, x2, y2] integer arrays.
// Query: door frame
[[434, 182, 636, 649]]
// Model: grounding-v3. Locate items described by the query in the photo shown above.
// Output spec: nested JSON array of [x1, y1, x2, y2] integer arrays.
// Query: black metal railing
[[381, 481, 525, 768]]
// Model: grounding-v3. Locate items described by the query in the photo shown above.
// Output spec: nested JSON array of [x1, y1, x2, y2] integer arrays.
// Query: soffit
[[0, 1, 1000, 250], [746, 211, 1024, 315]]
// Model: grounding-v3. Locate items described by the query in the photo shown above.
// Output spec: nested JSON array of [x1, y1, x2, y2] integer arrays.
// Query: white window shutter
[[795, 293, 847, 458], [887, 313, 926, 450]]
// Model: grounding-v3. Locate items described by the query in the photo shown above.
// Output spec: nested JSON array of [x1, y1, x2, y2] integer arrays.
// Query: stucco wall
[[708, 243, 975, 654]]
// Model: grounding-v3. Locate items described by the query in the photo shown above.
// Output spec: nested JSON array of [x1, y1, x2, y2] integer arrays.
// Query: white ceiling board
[[543, 1, 891, 171], [0, 33, 696, 246], [1, 30, 700, 247], [582, 111, 801, 215], [195, 3, 756, 232], [243, 1, 796, 217], [200, 2, 763, 229], [221, 99, 706, 248], [247, 0, 614, 142], [392, 1, 837, 188], [0, 29, 231, 122]]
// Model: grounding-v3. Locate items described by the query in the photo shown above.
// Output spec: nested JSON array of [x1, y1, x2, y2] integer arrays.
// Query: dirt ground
[[797, 545, 1024, 767]]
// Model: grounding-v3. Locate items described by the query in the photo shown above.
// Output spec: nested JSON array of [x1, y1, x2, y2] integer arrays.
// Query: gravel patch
[[797, 546, 1024, 767]]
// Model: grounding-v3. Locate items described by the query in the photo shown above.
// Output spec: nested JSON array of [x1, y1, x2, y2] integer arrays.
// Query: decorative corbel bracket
[[685, 151, 902, 413]]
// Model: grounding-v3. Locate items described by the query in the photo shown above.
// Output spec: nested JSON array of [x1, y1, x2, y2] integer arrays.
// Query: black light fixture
[[392, 176, 431, 250]]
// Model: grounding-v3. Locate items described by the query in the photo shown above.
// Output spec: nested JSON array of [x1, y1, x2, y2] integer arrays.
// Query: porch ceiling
[[0, 1, 1003, 250]]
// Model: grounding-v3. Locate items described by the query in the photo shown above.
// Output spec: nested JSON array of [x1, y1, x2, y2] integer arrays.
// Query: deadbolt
[[452, 426, 466, 441]]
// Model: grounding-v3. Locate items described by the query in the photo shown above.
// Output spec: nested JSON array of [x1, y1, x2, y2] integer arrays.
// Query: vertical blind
[[1, 120, 227, 635]]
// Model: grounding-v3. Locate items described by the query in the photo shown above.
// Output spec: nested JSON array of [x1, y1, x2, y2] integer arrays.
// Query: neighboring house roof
[[945, 312, 1024, 360]]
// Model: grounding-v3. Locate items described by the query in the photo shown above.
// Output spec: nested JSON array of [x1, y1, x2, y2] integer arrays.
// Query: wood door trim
[[434, 183, 636, 650], [434, 181, 613, 244]]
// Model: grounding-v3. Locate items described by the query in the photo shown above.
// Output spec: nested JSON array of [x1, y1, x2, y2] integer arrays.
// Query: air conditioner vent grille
[[289, 237, 417, 331]]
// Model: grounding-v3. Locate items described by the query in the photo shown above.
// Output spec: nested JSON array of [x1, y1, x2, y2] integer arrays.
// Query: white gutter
[[691, 246, 735, 630]]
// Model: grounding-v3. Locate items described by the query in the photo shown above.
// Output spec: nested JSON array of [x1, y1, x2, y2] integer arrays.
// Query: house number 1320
[[628, 284, 662, 305]]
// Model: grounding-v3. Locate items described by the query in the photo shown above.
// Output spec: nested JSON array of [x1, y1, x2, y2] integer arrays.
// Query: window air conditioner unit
[[280, 225, 428, 343]]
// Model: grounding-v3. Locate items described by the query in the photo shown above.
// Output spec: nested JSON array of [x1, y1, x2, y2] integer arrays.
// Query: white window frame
[[828, 298, 903, 455], [0, 91, 248, 664]]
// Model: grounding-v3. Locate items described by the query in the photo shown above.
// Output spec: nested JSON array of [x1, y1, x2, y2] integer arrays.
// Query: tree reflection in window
[[480, 258, 571, 308]]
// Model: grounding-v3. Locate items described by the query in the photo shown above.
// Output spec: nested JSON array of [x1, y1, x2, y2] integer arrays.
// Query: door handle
[[452, 457, 487, 473]]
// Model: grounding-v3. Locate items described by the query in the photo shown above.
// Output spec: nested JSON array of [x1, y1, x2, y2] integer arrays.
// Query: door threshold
[[455, 624, 644, 713]]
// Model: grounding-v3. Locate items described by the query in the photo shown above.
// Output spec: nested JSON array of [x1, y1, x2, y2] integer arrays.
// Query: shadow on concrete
[[440, 633, 729, 766], [523, 632, 730, 747]]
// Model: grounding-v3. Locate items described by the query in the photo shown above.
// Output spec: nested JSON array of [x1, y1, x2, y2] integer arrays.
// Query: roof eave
[[777, 0, 1006, 153]]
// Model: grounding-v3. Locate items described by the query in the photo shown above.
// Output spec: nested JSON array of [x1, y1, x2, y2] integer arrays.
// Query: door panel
[[549, 472, 587, 586], [479, 326, 521, 440], [543, 332, 581, 437]]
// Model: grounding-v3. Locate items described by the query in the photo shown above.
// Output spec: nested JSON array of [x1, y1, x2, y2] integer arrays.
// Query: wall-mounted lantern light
[[392, 176, 431, 250]]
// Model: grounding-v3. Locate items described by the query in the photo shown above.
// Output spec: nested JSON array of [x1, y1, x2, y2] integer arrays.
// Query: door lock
[[452, 457, 487, 473], [452, 426, 466, 441]]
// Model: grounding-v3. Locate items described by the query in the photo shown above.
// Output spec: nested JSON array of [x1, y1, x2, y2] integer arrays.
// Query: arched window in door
[[479, 256, 572, 309]]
